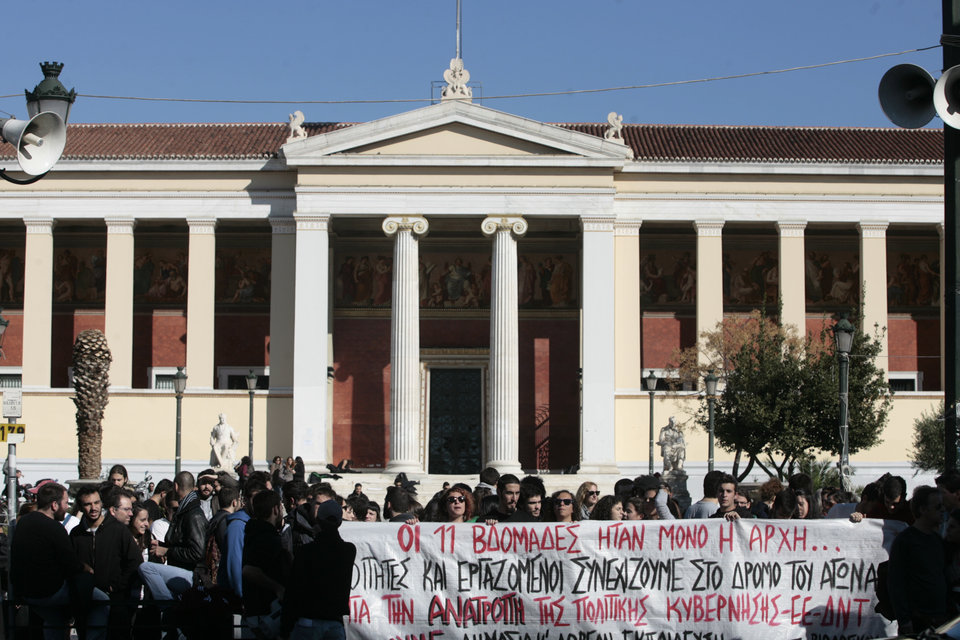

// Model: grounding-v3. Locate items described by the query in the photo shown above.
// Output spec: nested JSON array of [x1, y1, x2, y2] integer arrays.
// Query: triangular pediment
[[282, 100, 633, 166]]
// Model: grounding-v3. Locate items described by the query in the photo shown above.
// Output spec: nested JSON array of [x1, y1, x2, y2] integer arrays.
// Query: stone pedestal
[[662, 469, 691, 513]]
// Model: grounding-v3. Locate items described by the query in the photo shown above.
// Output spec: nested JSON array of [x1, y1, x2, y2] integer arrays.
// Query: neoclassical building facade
[[0, 97, 945, 489]]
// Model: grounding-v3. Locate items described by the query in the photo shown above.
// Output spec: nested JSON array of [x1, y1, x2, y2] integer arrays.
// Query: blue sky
[[0, 1, 942, 128]]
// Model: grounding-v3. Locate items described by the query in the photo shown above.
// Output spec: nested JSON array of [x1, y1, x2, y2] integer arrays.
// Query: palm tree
[[72, 329, 112, 479]]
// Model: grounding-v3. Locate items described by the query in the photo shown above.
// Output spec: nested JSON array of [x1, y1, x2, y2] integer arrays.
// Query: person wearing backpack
[[195, 485, 239, 587]]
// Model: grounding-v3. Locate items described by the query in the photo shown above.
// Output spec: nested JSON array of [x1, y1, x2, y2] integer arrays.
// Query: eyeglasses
[[447, 496, 465, 504], [587, 491, 600, 497], [556, 498, 574, 506]]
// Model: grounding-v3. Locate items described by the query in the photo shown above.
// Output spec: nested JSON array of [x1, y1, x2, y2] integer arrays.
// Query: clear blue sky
[[0, 1, 942, 128]]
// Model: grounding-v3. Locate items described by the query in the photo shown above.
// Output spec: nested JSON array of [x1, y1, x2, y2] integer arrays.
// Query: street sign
[[0, 423, 25, 443], [2, 390, 22, 419]]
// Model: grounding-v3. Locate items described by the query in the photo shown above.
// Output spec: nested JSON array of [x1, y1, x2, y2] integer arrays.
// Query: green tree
[[673, 312, 891, 481], [909, 401, 945, 473]]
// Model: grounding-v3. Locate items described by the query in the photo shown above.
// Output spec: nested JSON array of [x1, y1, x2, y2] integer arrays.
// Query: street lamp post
[[246, 370, 257, 461], [833, 315, 855, 492], [173, 367, 187, 475], [645, 371, 658, 474], [704, 370, 719, 473]]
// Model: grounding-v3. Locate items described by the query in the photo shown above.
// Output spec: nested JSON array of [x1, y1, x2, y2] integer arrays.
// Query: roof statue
[[442, 58, 472, 102], [287, 110, 307, 143], [604, 112, 625, 143]]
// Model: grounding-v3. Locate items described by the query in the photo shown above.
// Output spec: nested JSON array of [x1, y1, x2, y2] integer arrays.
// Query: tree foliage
[[909, 401, 945, 474], [672, 311, 891, 481]]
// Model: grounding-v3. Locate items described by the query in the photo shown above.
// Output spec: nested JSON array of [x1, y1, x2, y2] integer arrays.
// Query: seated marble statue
[[210, 413, 239, 472], [657, 416, 686, 472]]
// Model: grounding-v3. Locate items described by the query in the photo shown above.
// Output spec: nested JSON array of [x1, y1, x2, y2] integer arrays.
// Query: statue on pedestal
[[210, 413, 239, 472]]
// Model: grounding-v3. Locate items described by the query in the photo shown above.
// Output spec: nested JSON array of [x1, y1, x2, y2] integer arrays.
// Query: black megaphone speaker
[[878, 64, 935, 129]]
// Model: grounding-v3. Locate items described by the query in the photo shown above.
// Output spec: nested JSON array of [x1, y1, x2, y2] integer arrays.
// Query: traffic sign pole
[[3, 390, 23, 525]]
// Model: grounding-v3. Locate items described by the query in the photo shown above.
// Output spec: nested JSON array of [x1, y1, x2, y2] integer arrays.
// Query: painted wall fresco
[[0, 244, 24, 307], [53, 243, 107, 305], [722, 236, 778, 309], [887, 237, 940, 311], [333, 248, 578, 309], [133, 235, 188, 305], [638, 234, 696, 307], [804, 237, 860, 310], [215, 247, 271, 305]]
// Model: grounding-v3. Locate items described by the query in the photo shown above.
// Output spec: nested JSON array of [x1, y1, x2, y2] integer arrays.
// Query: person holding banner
[[437, 486, 475, 523], [709, 473, 753, 520], [549, 490, 580, 523]]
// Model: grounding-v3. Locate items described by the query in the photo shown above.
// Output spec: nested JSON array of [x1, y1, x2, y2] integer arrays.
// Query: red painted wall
[[214, 314, 269, 368], [641, 314, 696, 368], [51, 312, 106, 387], [132, 313, 186, 388], [0, 310, 23, 365], [888, 315, 941, 390]]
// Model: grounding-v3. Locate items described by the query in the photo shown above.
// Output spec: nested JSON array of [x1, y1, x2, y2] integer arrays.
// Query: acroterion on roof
[[0, 121, 943, 165]]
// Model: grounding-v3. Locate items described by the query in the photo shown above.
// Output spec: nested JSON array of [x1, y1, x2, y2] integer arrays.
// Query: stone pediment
[[281, 100, 633, 167]]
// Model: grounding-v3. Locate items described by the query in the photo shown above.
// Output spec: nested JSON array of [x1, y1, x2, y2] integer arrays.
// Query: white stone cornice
[[776, 221, 807, 237], [269, 217, 296, 235], [614, 220, 641, 236], [382, 215, 429, 237], [105, 218, 137, 234], [621, 160, 942, 177], [694, 220, 724, 236], [294, 213, 330, 231], [581, 215, 616, 232], [186, 218, 217, 234], [481, 216, 528, 237], [24, 217, 55, 234], [857, 220, 889, 238]]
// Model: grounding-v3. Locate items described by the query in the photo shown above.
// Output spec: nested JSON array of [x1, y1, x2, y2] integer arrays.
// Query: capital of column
[[581, 215, 616, 233], [481, 216, 527, 238], [270, 217, 296, 235], [186, 217, 217, 234], [294, 213, 330, 231], [614, 219, 642, 237], [776, 221, 807, 237], [106, 218, 137, 234], [857, 220, 889, 239], [24, 217, 55, 234], [694, 220, 724, 237], [382, 215, 429, 237]]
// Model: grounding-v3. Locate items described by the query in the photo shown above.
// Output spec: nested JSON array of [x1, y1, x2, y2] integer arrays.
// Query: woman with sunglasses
[[439, 486, 475, 523], [550, 490, 581, 523], [575, 482, 600, 520]]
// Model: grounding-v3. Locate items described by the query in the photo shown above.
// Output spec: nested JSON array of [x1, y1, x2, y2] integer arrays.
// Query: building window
[[888, 371, 923, 393], [0, 367, 22, 389], [147, 367, 181, 390], [217, 366, 269, 390]]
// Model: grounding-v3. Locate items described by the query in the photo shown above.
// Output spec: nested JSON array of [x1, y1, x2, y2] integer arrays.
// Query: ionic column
[[21, 218, 55, 388], [383, 216, 429, 472], [105, 218, 136, 388], [777, 221, 807, 337], [292, 213, 330, 468], [695, 220, 725, 364], [481, 215, 526, 474], [859, 220, 889, 375], [186, 218, 217, 389], [580, 214, 619, 475]]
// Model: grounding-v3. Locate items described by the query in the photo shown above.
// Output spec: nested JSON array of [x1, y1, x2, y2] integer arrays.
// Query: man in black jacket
[[283, 500, 356, 638], [71, 487, 142, 639], [242, 490, 291, 638], [137, 470, 207, 605]]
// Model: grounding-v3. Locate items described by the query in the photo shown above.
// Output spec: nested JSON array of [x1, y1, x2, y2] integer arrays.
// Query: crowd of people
[[6, 460, 960, 638]]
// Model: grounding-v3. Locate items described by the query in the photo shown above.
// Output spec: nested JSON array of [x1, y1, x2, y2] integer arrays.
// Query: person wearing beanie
[[283, 500, 357, 639]]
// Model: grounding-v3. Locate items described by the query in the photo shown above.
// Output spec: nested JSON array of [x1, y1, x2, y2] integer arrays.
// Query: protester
[[633, 475, 676, 520], [710, 474, 752, 520], [517, 484, 543, 521], [437, 486, 474, 523], [144, 478, 173, 524], [197, 470, 219, 521], [283, 500, 357, 639], [685, 470, 723, 518], [222, 476, 270, 596], [624, 496, 645, 520], [591, 495, 625, 521], [751, 477, 782, 519], [938, 470, 960, 536], [795, 488, 815, 519], [242, 490, 291, 638], [385, 485, 418, 523], [293, 456, 305, 482], [484, 474, 521, 522], [771, 489, 799, 519], [575, 481, 600, 520], [12, 482, 110, 640], [549, 490, 579, 523], [151, 488, 179, 543], [888, 485, 950, 635], [108, 464, 129, 488]]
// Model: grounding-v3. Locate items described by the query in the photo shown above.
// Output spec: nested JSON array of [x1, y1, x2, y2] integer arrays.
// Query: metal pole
[[707, 397, 716, 473], [944, 0, 960, 471], [838, 350, 851, 491], [648, 390, 655, 474], [175, 391, 183, 475], [5, 418, 15, 525], [456, 0, 462, 60], [248, 389, 254, 461]]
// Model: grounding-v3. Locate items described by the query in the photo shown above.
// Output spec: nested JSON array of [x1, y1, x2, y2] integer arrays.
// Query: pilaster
[[186, 218, 217, 389], [777, 221, 807, 337], [694, 220, 725, 363], [21, 218, 55, 388], [105, 218, 136, 388], [858, 220, 889, 375]]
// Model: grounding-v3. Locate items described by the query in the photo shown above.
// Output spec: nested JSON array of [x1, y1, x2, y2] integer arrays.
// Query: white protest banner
[[339, 519, 902, 640]]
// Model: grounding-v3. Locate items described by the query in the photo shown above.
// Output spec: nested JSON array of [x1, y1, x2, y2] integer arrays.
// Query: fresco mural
[[53, 245, 107, 305], [333, 248, 578, 309], [215, 247, 271, 305], [638, 235, 696, 307], [804, 237, 860, 309], [0, 245, 24, 306], [133, 240, 188, 305], [887, 237, 940, 310], [721, 236, 778, 308]]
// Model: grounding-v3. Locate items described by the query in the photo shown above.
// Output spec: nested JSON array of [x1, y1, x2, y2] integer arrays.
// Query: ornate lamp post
[[833, 315, 855, 491], [173, 367, 187, 475], [645, 370, 658, 474], [246, 370, 257, 461], [704, 370, 719, 473]]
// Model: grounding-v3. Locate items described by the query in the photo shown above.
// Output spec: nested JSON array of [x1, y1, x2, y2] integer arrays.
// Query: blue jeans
[[289, 618, 345, 640], [137, 562, 194, 606], [25, 581, 110, 640]]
